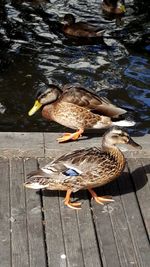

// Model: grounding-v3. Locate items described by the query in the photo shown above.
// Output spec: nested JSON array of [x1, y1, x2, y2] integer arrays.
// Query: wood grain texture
[[118, 162, 150, 267], [135, 158, 150, 239], [76, 190, 102, 267], [38, 158, 67, 267], [0, 132, 149, 157], [105, 179, 138, 267], [10, 158, 29, 267], [0, 131, 149, 267], [24, 158, 47, 267], [58, 191, 85, 267], [0, 132, 44, 157], [0, 157, 11, 267], [90, 185, 121, 267]]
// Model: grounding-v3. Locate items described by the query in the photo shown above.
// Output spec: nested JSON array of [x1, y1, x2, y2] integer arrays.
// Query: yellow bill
[[28, 100, 42, 116], [120, 4, 126, 13]]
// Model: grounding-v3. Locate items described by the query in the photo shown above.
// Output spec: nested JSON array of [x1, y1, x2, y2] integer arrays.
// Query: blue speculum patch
[[63, 168, 79, 176]]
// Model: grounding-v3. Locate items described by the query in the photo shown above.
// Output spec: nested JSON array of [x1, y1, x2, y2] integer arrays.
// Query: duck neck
[[102, 142, 125, 170]]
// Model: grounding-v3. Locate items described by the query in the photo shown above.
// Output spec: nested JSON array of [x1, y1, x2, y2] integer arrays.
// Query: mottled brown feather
[[61, 84, 126, 118], [42, 101, 111, 130], [62, 14, 104, 38], [25, 146, 125, 192], [24, 127, 141, 194]]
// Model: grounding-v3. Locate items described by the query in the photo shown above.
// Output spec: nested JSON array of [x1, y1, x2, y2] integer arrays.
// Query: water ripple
[[124, 56, 150, 85], [0, 0, 150, 134]]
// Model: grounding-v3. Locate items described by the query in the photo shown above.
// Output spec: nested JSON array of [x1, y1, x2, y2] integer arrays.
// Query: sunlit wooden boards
[[0, 156, 149, 267]]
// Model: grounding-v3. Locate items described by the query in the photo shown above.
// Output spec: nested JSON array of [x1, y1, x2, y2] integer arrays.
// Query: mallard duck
[[28, 84, 135, 142], [61, 13, 105, 38], [101, 0, 126, 15], [24, 127, 141, 209]]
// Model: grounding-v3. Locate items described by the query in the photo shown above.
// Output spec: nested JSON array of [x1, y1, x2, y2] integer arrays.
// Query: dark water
[[0, 0, 150, 135]]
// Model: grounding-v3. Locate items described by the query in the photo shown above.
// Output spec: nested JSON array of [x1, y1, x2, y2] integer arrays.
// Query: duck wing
[[25, 147, 108, 191], [64, 22, 104, 37], [42, 147, 101, 175], [74, 22, 103, 33], [61, 84, 126, 118]]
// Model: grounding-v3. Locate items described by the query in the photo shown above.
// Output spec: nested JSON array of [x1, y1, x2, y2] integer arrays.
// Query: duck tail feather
[[96, 29, 105, 36], [24, 174, 50, 189], [112, 119, 136, 127]]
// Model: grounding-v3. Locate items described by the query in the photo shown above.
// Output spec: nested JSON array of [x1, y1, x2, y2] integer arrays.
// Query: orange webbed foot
[[88, 188, 114, 205], [64, 200, 82, 210], [57, 129, 83, 143], [64, 189, 82, 209], [92, 195, 114, 205], [57, 132, 75, 143]]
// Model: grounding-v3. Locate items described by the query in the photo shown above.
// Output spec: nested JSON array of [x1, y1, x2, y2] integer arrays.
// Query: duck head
[[28, 84, 62, 116], [62, 14, 76, 25], [102, 126, 142, 149]]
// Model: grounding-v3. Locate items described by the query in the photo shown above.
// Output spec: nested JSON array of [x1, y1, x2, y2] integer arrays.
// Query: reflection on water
[[124, 56, 150, 84], [0, 0, 150, 134]]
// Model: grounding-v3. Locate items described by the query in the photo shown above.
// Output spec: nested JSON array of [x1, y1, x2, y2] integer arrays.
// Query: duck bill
[[60, 20, 67, 25], [128, 138, 142, 150], [28, 100, 42, 116], [119, 4, 126, 13]]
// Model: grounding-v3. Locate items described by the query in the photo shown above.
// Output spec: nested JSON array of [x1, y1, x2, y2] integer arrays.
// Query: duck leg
[[88, 188, 114, 205], [57, 129, 84, 143], [64, 189, 81, 209]]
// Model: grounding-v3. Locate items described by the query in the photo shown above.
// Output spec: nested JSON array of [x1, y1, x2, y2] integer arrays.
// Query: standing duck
[[28, 84, 135, 142], [61, 13, 105, 38], [24, 127, 141, 209]]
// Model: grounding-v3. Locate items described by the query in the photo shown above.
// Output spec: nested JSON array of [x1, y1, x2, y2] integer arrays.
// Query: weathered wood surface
[[0, 132, 150, 157], [0, 132, 150, 267]]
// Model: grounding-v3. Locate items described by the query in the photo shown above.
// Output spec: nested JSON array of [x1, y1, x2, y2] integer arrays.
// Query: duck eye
[[112, 135, 119, 138], [36, 91, 42, 99], [124, 137, 129, 142], [36, 89, 46, 99]]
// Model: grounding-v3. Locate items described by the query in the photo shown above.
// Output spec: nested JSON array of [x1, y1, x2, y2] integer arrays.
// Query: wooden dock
[[0, 132, 150, 267]]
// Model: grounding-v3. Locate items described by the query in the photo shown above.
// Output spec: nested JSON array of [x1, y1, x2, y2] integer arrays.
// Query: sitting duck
[[101, 0, 126, 15], [24, 127, 141, 209], [61, 13, 105, 38], [28, 84, 135, 142]]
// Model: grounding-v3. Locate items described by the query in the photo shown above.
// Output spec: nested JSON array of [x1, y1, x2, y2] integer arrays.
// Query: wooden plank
[[0, 132, 44, 157], [118, 162, 150, 267], [76, 190, 102, 267], [38, 158, 67, 267], [39, 158, 101, 267], [90, 186, 121, 267], [138, 159, 150, 239], [0, 157, 11, 267], [92, 174, 140, 267], [24, 158, 47, 267], [44, 133, 149, 158], [140, 158, 150, 188], [9, 158, 29, 267], [104, 179, 139, 266], [0, 132, 149, 157], [128, 158, 150, 239], [59, 191, 85, 267]]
